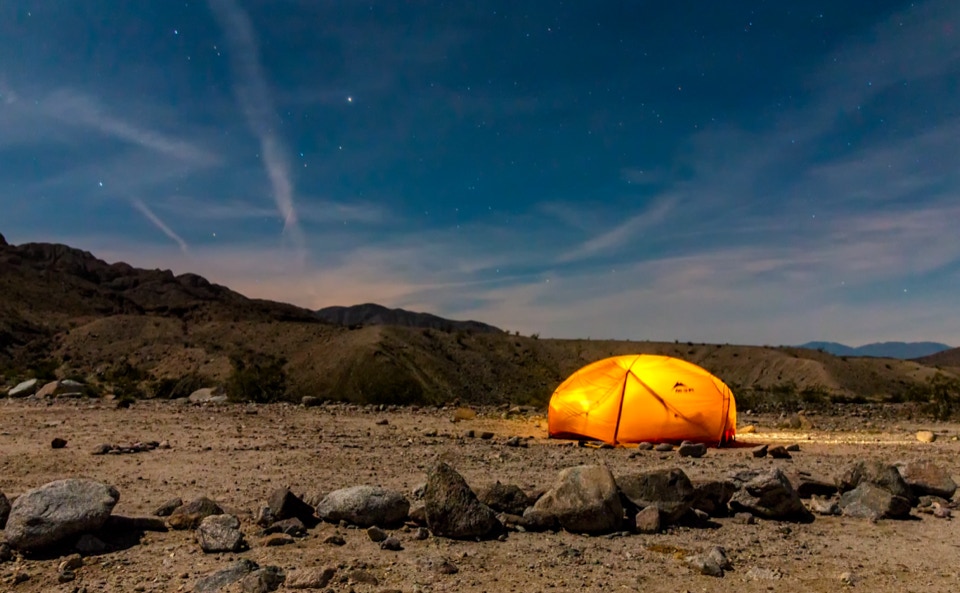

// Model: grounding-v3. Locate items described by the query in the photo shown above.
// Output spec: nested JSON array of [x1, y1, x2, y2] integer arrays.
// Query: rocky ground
[[1, 398, 959, 593]]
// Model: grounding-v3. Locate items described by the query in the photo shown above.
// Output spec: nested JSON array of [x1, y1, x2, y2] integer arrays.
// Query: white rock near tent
[[35, 379, 87, 398], [7, 378, 39, 398]]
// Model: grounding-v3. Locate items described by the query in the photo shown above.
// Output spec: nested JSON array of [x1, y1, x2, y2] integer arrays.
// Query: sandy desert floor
[[1, 398, 959, 593]]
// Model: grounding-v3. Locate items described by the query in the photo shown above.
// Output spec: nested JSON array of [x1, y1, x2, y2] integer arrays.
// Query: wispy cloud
[[557, 197, 677, 263], [207, 0, 304, 251], [130, 198, 190, 254], [37, 89, 220, 165]]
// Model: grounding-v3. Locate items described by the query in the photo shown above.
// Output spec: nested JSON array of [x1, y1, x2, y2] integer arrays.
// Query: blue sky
[[2, 1, 958, 345]]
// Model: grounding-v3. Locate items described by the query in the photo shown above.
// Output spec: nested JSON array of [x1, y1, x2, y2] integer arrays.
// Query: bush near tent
[[548, 354, 736, 446]]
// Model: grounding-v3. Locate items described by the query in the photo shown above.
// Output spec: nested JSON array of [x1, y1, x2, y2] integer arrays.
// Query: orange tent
[[548, 354, 736, 446]]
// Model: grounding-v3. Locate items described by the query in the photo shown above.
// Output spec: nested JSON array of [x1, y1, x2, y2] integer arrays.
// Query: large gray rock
[[690, 479, 736, 517], [0, 491, 9, 530], [897, 461, 957, 500], [316, 485, 409, 527], [424, 462, 501, 539], [7, 378, 38, 398], [839, 483, 911, 520], [198, 514, 245, 553], [476, 482, 533, 516], [836, 460, 912, 500], [3, 479, 119, 551], [617, 468, 695, 523], [729, 468, 812, 522], [36, 379, 86, 398], [533, 465, 623, 534]]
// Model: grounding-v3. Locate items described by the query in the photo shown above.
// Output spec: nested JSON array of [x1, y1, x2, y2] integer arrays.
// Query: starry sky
[[2, 1, 958, 346]]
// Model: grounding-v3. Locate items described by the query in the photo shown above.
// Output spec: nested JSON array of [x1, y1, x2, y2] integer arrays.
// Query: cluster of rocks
[[4, 378, 86, 399], [90, 440, 171, 455], [1, 456, 956, 586]]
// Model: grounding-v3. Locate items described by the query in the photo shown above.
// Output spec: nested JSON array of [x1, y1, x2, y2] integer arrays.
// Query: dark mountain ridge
[[316, 303, 502, 334], [797, 341, 952, 360]]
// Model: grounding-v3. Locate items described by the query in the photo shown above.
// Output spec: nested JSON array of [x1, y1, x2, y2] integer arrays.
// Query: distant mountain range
[[315, 303, 503, 334], [797, 341, 953, 359]]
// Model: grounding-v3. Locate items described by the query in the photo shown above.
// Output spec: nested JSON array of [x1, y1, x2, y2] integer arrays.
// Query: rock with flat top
[[4, 479, 119, 551], [533, 465, 623, 534]]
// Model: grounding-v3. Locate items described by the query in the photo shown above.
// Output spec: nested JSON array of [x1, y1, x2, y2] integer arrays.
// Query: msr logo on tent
[[673, 381, 694, 394]]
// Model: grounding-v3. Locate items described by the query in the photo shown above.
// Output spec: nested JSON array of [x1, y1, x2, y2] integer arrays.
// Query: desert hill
[[316, 303, 502, 334], [1, 234, 957, 409], [916, 347, 960, 372]]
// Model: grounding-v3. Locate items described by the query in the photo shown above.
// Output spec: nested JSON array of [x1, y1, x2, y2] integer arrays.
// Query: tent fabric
[[548, 354, 736, 446]]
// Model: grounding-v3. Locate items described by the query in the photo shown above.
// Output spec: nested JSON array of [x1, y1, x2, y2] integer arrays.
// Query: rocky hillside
[[1, 234, 958, 408], [316, 303, 502, 334]]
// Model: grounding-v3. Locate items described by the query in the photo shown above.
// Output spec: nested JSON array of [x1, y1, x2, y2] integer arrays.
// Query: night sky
[[2, 1, 958, 345]]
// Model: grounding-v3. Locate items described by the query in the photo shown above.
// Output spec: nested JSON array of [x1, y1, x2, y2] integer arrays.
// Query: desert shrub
[[928, 373, 960, 420], [225, 353, 289, 403], [29, 358, 60, 382], [150, 373, 208, 400]]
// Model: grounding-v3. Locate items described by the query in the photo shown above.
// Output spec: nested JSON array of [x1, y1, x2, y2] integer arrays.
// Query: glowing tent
[[548, 354, 736, 446]]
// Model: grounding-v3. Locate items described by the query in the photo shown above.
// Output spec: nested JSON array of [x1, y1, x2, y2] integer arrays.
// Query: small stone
[[285, 567, 336, 589], [678, 441, 707, 458], [634, 506, 660, 534], [504, 436, 522, 447], [91, 444, 112, 455], [707, 546, 731, 570], [480, 431, 495, 440], [839, 571, 856, 585], [380, 536, 403, 551], [0, 542, 12, 563], [423, 429, 438, 437], [437, 560, 459, 574], [636, 442, 654, 450], [684, 554, 724, 577], [367, 526, 387, 542], [733, 512, 756, 525], [745, 567, 782, 581], [58, 570, 76, 583], [75, 534, 108, 555], [751, 445, 768, 458], [808, 496, 840, 516], [785, 443, 800, 452], [255, 506, 275, 527], [58, 554, 83, 572], [262, 534, 295, 547], [158, 440, 171, 449], [415, 527, 430, 540], [153, 497, 183, 517], [916, 430, 936, 443], [654, 443, 674, 452], [768, 446, 791, 459], [740, 424, 756, 434], [323, 534, 346, 546], [375, 419, 389, 425], [51, 437, 68, 449], [464, 429, 475, 438], [240, 566, 285, 593]]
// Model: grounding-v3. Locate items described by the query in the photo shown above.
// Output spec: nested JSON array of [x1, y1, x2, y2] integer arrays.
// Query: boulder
[[533, 465, 623, 534], [839, 483, 911, 520], [0, 491, 9, 530], [424, 462, 501, 539], [316, 485, 410, 527], [728, 468, 812, 521], [198, 514, 246, 553], [836, 460, 912, 501], [266, 488, 317, 525], [690, 479, 736, 517], [7, 379, 38, 398], [167, 496, 223, 530], [897, 461, 957, 499], [4, 479, 119, 551], [617, 468, 695, 524], [476, 482, 533, 516], [785, 471, 837, 499], [634, 505, 660, 533]]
